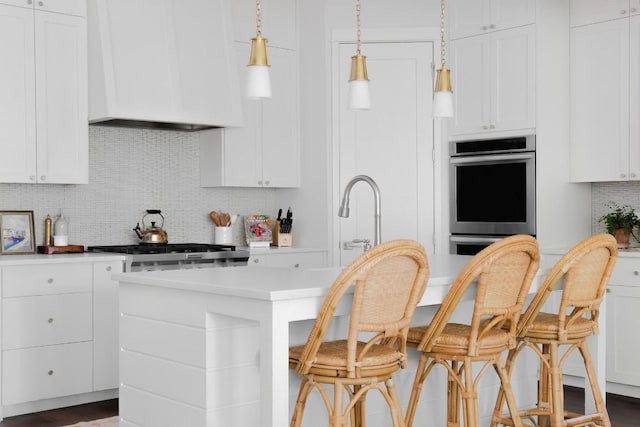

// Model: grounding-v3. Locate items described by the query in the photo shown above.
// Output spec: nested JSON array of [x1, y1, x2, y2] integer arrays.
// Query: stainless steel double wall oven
[[449, 135, 536, 255]]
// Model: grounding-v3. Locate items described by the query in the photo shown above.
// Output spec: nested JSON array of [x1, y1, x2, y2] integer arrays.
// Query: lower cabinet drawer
[[2, 342, 92, 405], [2, 293, 92, 350]]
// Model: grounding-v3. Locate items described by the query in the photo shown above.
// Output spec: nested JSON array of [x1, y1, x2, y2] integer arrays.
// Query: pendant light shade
[[433, 0, 453, 118], [247, 36, 271, 99], [349, 54, 371, 110], [433, 68, 453, 118], [247, 1, 271, 99], [348, 0, 370, 110]]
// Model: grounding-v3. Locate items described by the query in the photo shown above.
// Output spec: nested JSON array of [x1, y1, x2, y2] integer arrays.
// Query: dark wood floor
[[0, 389, 636, 426], [0, 399, 117, 427]]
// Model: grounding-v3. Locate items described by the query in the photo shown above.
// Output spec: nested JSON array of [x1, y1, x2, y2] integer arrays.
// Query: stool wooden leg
[[448, 361, 461, 427], [490, 347, 519, 427], [291, 376, 314, 427], [461, 358, 479, 427], [494, 354, 525, 427], [549, 342, 565, 427], [579, 341, 612, 427], [538, 343, 551, 427], [405, 354, 430, 427], [385, 377, 406, 427]]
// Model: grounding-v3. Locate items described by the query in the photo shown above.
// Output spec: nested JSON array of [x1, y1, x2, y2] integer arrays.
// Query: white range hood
[[88, 0, 243, 131]]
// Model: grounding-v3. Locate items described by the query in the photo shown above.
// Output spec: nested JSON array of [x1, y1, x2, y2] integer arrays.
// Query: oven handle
[[450, 236, 504, 244], [450, 153, 534, 164]]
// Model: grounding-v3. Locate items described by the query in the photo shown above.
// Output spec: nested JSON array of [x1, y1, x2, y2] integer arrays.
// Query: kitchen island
[[115, 254, 602, 427]]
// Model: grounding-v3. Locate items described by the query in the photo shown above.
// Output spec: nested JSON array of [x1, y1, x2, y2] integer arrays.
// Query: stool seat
[[524, 312, 598, 341], [289, 339, 405, 378], [407, 323, 511, 356]]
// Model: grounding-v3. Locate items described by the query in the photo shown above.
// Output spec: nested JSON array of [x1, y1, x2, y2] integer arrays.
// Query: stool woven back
[[405, 234, 540, 427], [491, 233, 618, 427], [289, 239, 430, 427]]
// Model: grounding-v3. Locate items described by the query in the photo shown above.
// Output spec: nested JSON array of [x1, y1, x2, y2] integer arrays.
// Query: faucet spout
[[338, 175, 381, 246]]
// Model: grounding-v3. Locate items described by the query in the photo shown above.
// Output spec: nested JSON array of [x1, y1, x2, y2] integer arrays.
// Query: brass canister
[[44, 214, 52, 246]]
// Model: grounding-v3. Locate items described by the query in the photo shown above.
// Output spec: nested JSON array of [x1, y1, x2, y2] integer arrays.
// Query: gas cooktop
[[86, 243, 250, 272], [87, 243, 239, 255]]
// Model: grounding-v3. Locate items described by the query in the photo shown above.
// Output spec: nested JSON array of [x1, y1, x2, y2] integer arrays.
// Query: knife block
[[272, 222, 292, 247]]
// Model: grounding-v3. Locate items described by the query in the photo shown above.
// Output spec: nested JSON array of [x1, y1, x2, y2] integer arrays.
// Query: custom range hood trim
[[88, 0, 243, 131]]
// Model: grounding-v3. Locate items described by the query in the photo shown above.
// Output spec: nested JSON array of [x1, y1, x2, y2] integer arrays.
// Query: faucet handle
[[343, 238, 372, 252]]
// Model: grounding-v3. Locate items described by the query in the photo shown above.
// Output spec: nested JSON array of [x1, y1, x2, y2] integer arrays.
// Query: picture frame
[[0, 210, 36, 255]]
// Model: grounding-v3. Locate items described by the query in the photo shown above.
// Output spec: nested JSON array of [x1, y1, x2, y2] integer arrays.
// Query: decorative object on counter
[[348, 0, 370, 110], [44, 214, 53, 246], [246, 0, 271, 99], [598, 202, 639, 249], [37, 212, 83, 254], [210, 211, 236, 244], [433, 0, 454, 118], [0, 210, 35, 255], [273, 208, 293, 247], [244, 214, 272, 247], [133, 210, 168, 244], [53, 212, 69, 246]]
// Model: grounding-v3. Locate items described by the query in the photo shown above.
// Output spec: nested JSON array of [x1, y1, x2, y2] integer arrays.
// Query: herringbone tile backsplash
[[0, 126, 276, 247]]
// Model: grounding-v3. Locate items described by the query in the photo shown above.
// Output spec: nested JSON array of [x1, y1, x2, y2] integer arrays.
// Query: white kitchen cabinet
[[570, 0, 640, 27], [1, 263, 93, 406], [231, 0, 296, 49], [450, 25, 536, 138], [449, 0, 536, 40], [0, 1, 87, 184], [570, 10, 640, 182], [200, 44, 300, 188], [0, 258, 124, 415], [93, 261, 123, 391], [249, 249, 327, 269], [604, 258, 640, 394]]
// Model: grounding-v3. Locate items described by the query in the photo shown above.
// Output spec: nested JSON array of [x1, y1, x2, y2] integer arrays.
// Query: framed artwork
[[0, 210, 36, 255]]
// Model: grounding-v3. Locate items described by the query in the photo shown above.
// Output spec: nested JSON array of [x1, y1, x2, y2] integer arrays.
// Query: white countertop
[[0, 252, 126, 266], [115, 253, 475, 301], [543, 247, 640, 258]]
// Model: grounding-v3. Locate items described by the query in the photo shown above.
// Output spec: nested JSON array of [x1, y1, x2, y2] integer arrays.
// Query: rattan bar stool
[[491, 233, 618, 427], [288, 239, 430, 427], [404, 234, 540, 427]]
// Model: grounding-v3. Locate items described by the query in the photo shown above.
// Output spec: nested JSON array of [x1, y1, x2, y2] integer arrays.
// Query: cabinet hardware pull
[[48, 318, 54, 323], [40, 176, 46, 181], [634, 271, 639, 276], [48, 370, 54, 376], [621, 9, 628, 15], [106, 266, 112, 272], [27, 0, 32, 4], [294, 263, 300, 268], [254, 259, 260, 263], [47, 278, 54, 284], [38, 1, 43, 6]]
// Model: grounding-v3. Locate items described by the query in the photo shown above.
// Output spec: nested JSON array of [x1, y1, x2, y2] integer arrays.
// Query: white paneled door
[[333, 40, 435, 266]]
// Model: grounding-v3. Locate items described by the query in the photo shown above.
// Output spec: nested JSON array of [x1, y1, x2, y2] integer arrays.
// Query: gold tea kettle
[[133, 210, 168, 244]]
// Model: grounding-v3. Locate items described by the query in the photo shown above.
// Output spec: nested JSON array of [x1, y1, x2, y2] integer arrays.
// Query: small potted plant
[[599, 202, 640, 248]]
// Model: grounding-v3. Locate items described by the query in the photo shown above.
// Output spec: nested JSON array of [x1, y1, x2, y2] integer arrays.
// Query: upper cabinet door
[[0, 4, 36, 183], [449, 0, 535, 39], [35, 9, 88, 184], [570, 0, 632, 27], [231, 0, 296, 49], [451, 35, 490, 134], [491, 25, 536, 132], [570, 19, 630, 182]]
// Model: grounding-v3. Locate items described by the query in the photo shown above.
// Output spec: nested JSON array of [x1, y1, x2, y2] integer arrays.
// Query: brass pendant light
[[433, 0, 453, 118], [348, 0, 371, 110], [247, 0, 271, 99]]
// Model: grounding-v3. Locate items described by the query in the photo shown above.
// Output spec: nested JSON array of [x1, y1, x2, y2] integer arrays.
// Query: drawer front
[[3, 293, 92, 349], [2, 263, 92, 297], [2, 341, 92, 405], [608, 259, 640, 286]]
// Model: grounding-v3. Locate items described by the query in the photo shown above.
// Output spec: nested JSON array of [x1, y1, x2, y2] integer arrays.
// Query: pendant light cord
[[356, 0, 362, 55], [440, 0, 446, 69], [256, 0, 263, 37]]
